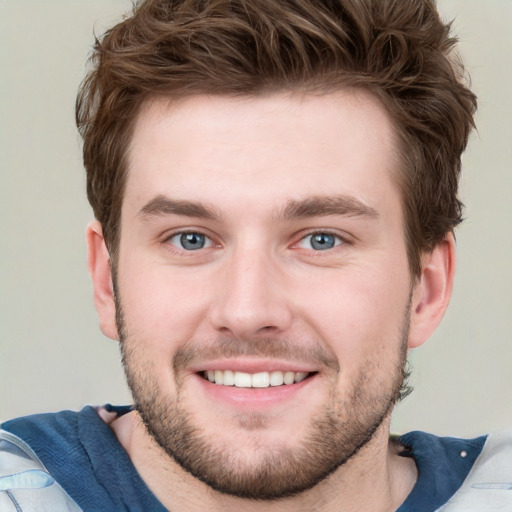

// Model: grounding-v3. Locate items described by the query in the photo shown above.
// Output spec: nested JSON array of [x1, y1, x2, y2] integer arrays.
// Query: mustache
[[172, 337, 340, 373]]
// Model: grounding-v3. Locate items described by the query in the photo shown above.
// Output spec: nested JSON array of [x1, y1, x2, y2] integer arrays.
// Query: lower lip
[[193, 373, 317, 409]]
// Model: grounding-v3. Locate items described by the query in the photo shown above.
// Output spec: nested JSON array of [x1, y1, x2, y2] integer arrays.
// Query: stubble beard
[[116, 295, 411, 500]]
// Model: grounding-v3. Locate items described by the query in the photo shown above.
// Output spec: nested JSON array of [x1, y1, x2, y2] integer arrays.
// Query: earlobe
[[86, 220, 119, 340], [408, 234, 456, 349]]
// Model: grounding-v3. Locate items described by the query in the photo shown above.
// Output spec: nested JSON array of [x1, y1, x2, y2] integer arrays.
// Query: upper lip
[[189, 358, 320, 374]]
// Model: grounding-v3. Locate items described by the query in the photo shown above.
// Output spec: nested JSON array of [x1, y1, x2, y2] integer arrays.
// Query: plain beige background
[[0, 0, 510, 437]]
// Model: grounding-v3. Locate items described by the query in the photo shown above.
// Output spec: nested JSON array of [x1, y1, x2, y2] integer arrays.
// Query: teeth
[[283, 371, 295, 385], [294, 372, 308, 383], [223, 369, 235, 386], [252, 372, 270, 388], [269, 371, 284, 386], [234, 371, 252, 388], [203, 370, 310, 388]]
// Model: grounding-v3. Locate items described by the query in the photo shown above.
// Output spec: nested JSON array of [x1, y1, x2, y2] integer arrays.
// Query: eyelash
[[165, 230, 216, 252], [163, 229, 347, 253], [295, 231, 346, 251]]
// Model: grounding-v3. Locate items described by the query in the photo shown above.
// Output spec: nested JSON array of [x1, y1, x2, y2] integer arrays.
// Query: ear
[[408, 233, 456, 349], [86, 220, 119, 340]]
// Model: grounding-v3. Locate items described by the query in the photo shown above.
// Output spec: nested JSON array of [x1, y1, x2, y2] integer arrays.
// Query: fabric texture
[[0, 406, 496, 511], [0, 429, 82, 512], [396, 430, 486, 511], [2, 406, 165, 512]]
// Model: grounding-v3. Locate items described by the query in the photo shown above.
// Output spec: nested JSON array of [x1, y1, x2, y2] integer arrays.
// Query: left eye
[[298, 233, 342, 251], [168, 232, 213, 251]]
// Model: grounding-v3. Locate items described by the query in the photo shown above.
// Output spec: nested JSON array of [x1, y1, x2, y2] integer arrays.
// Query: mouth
[[200, 370, 316, 388]]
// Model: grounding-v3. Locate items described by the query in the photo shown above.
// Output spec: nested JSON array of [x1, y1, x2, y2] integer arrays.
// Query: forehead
[[124, 91, 401, 220]]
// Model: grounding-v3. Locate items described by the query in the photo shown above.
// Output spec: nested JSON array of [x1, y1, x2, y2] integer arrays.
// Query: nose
[[209, 246, 294, 339]]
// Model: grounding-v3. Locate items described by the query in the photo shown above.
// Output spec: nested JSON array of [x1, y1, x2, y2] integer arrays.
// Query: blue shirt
[[1, 405, 487, 511]]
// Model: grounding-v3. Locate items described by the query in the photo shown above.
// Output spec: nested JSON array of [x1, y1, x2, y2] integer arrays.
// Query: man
[[1, 0, 510, 511]]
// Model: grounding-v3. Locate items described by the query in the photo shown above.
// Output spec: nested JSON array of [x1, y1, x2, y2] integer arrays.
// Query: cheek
[[117, 262, 213, 348], [295, 264, 411, 362]]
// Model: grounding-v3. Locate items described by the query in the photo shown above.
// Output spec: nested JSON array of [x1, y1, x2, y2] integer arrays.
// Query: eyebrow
[[280, 195, 379, 220], [138, 195, 220, 221], [137, 193, 379, 223]]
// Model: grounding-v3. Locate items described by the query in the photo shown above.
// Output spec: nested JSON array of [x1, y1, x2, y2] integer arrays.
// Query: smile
[[202, 370, 312, 388]]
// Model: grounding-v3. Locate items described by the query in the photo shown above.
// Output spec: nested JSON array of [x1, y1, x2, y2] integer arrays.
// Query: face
[[115, 91, 413, 499]]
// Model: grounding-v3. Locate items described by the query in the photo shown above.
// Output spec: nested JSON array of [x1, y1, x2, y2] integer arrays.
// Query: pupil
[[181, 233, 205, 250], [312, 234, 334, 250]]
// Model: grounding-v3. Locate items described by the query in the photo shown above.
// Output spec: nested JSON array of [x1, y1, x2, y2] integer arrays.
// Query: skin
[[87, 90, 456, 511]]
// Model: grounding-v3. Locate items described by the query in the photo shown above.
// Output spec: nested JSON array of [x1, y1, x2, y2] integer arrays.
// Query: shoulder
[[399, 430, 488, 477], [2, 407, 102, 475], [436, 429, 512, 511], [2, 408, 83, 451], [1, 407, 123, 510], [396, 430, 512, 512], [1, 405, 133, 469], [1, 406, 166, 512], [1, 409, 92, 511]]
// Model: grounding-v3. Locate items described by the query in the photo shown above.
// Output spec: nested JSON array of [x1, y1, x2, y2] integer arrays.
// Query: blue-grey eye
[[169, 232, 211, 250], [298, 233, 341, 250]]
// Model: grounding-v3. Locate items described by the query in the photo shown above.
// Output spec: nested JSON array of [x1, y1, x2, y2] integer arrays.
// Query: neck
[[111, 411, 417, 512]]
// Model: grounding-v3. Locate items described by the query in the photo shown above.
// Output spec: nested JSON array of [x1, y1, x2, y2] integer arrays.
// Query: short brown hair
[[76, 0, 477, 275]]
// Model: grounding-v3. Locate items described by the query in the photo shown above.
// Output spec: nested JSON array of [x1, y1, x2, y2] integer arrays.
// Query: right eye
[[167, 232, 213, 251]]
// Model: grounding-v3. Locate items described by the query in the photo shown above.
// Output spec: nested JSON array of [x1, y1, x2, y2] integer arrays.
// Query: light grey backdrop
[[1, 0, 511, 437]]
